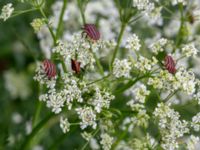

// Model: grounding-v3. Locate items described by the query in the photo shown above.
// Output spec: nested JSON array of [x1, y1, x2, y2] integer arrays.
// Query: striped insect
[[82, 24, 100, 41], [164, 55, 176, 74], [71, 59, 81, 74], [42, 59, 57, 78]]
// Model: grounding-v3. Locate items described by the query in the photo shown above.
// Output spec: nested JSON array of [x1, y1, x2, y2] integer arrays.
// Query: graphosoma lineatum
[[83, 24, 100, 41], [42, 59, 56, 78], [71, 59, 81, 74], [164, 55, 176, 74]]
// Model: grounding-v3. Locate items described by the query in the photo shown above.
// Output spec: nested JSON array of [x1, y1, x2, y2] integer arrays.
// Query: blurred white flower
[[4, 70, 31, 100], [182, 43, 198, 57], [125, 34, 141, 51], [100, 133, 113, 150], [60, 116, 70, 133], [76, 106, 97, 129], [113, 59, 132, 78], [0, 3, 14, 21]]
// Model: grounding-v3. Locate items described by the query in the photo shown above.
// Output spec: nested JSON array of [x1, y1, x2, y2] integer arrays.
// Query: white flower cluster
[[191, 112, 200, 132], [53, 33, 103, 70], [171, 0, 187, 6], [60, 117, 70, 133], [113, 59, 132, 78], [0, 3, 14, 21], [132, 0, 155, 13], [134, 84, 150, 103], [76, 106, 97, 129], [100, 133, 113, 150], [89, 87, 115, 113], [186, 135, 199, 150], [126, 84, 150, 128], [133, 134, 158, 150], [153, 103, 189, 150], [61, 74, 83, 109], [127, 84, 150, 103], [38, 73, 84, 113], [148, 70, 178, 91], [30, 18, 45, 33], [148, 68, 197, 95], [182, 43, 198, 57], [4, 70, 31, 100], [147, 6, 163, 26], [149, 38, 168, 54], [134, 56, 158, 73], [125, 34, 141, 51], [175, 67, 196, 95]]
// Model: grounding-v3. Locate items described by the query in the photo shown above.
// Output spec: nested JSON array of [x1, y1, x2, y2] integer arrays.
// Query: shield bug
[[82, 24, 100, 41], [42, 59, 56, 78], [164, 55, 176, 74], [71, 59, 81, 74]]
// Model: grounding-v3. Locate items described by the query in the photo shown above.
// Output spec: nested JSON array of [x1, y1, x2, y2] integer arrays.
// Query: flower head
[[0, 3, 14, 21]]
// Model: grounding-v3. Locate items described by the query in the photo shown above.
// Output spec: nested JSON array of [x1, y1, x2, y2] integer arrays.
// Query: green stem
[[39, 7, 68, 73], [32, 101, 42, 127], [111, 126, 129, 150], [56, 0, 68, 38], [81, 128, 100, 150], [11, 8, 38, 18], [113, 75, 152, 95], [89, 46, 104, 75], [86, 74, 110, 86], [77, 0, 86, 24], [174, 3, 184, 52], [20, 113, 55, 150], [163, 90, 178, 103], [110, 23, 127, 71], [39, 8, 57, 45]]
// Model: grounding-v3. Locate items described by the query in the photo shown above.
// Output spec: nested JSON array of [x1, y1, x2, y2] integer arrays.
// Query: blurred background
[[0, 0, 200, 150]]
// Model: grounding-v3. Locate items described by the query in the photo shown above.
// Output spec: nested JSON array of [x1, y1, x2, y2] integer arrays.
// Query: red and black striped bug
[[82, 24, 100, 41], [71, 59, 81, 74], [42, 59, 57, 78], [164, 55, 176, 74]]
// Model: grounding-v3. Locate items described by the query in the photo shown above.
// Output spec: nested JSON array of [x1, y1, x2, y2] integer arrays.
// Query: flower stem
[[39, 8, 57, 45], [81, 128, 100, 150], [20, 113, 56, 150], [110, 22, 127, 71], [77, 0, 86, 24], [56, 0, 68, 38], [113, 75, 153, 95]]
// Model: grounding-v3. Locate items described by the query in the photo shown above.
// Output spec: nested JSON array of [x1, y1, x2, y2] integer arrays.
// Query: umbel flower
[[0, 3, 14, 21]]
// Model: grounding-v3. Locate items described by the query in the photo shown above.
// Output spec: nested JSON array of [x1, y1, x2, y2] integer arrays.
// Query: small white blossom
[[154, 103, 189, 150], [100, 133, 113, 150], [0, 3, 14, 21], [30, 18, 45, 33], [133, 0, 155, 13], [135, 56, 157, 73], [46, 90, 65, 114], [150, 38, 168, 54], [113, 59, 132, 78], [125, 34, 141, 51], [60, 117, 70, 133], [186, 135, 199, 150], [171, 0, 187, 6], [133, 133, 158, 150], [134, 84, 150, 103], [182, 43, 198, 57], [191, 112, 200, 132], [76, 106, 97, 129], [90, 87, 114, 113]]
